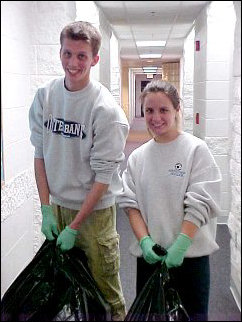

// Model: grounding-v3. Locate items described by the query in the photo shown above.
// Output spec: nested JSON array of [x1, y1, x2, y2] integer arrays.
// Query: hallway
[[1, 0, 241, 317], [121, 117, 150, 172], [117, 118, 241, 321]]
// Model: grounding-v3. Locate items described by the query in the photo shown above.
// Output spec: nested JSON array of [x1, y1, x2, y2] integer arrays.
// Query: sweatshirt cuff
[[139, 235, 150, 246], [118, 201, 139, 210], [95, 172, 113, 184], [66, 226, 78, 235], [34, 147, 44, 158], [184, 212, 203, 228]]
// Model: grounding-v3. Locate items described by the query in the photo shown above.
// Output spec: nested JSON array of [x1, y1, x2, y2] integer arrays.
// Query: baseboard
[[230, 278, 241, 311]]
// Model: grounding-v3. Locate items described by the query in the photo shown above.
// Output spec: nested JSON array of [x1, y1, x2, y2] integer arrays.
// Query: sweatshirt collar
[[151, 132, 185, 147], [63, 78, 94, 97]]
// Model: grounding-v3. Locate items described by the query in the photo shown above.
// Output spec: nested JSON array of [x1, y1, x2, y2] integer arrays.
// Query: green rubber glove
[[165, 233, 192, 268], [140, 236, 164, 264], [56, 226, 78, 252], [41, 205, 59, 240]]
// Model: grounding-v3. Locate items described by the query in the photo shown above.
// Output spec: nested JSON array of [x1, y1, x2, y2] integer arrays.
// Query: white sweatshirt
[[29, 77, 129, 210], [118, 132, 222, 258]]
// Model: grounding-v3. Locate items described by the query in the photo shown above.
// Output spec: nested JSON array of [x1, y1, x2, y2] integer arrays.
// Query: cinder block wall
[[98, 9, 112, 90], [193, 1, 240, 308], [110, 33, 121, 105], [1, 1, 76, 298], [193, 1, 236, 224], [228, 1, 241, 310], [181, 28, 195, 134], [1, 1, 35, 298]]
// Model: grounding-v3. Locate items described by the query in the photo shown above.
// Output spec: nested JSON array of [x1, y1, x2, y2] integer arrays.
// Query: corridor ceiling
[[94, 1, 211, 67]]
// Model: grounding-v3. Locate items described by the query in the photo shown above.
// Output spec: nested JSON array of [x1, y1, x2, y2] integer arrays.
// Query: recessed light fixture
[[139, 54, 162, 59], [143, 71, 157, 74], [142, 66, 158, 70], [142, 70, 157, 73], [142, 67, 158, 74], [136, 40, 166, 47]]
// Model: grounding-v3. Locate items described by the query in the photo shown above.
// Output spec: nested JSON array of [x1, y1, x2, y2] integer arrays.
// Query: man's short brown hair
[[60, 21, 102, 56]]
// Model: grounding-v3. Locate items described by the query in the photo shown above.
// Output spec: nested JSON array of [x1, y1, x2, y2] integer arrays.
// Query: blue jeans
[[137, 256, 210, 321]]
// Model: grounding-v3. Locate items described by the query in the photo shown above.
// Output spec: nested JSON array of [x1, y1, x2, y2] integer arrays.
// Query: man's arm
[[56, 181, 109, 251], [34, 158, 50, 205], [34, 158, 59, 240], [69, 182, 109, 230]]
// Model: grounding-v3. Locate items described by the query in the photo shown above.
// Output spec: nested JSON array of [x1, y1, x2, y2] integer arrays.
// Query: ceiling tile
[[94, 1, 210, 64]]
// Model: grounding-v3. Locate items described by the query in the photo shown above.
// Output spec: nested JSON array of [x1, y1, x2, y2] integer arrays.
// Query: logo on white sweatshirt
[[169, 163, 186, 177], [44, 114, 86, 138]]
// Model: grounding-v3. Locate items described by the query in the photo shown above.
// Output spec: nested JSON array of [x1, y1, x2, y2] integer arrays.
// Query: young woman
[[118, 80, 222, 321]]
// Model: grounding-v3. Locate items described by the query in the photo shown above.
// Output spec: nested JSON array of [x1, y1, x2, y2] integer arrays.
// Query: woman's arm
[[126, 207, 149, 242], [181, 220, 199, 238]]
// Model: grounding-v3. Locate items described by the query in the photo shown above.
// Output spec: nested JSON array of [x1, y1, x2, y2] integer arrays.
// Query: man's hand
[[56, 226, 78, 252], [140, 236, 164, 264], [165, 233, 192, 268], [41, 205, 59, 240]]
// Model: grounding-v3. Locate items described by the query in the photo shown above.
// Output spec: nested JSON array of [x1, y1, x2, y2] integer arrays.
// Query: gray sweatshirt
[[118, 132, 222, 258], [29, 77, 129, 210]]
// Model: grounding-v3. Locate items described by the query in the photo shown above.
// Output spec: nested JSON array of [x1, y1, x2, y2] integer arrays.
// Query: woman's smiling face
[[144, 92, 179, 143]]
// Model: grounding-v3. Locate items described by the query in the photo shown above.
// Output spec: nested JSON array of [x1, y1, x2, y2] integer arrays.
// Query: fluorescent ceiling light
[[136, 40, 166, 47], [139, 54, 161, 58], [143, 68, 157, 74], [143, 66, 158, 70], [143, 69, 157, 73], [143, 71, 157, 74]]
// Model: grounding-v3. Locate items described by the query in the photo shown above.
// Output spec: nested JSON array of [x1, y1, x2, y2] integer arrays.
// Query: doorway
[[140, 80, 151, 117]]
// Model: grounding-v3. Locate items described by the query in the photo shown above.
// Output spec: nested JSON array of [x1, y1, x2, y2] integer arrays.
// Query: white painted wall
[[1, 1, 76, 298], [98, 10, 112, 90], [193, 0, 240, 308], [1, 1, 33, 183], [181, 28, 195, 134], [110, 32, 121, 105], [1, 1, 35, 298], [76, 1, 112, 90], [228, 1, 241, 310], [193, 1, 236, 224], [1, 0, 115, 298]]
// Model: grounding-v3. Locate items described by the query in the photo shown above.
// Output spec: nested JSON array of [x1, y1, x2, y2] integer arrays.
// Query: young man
[[29, 21, 129, 321]]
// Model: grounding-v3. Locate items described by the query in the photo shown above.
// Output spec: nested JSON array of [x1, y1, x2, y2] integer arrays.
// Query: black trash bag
[[125, 252, 190, 321], [1, 239, 111, 321]]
